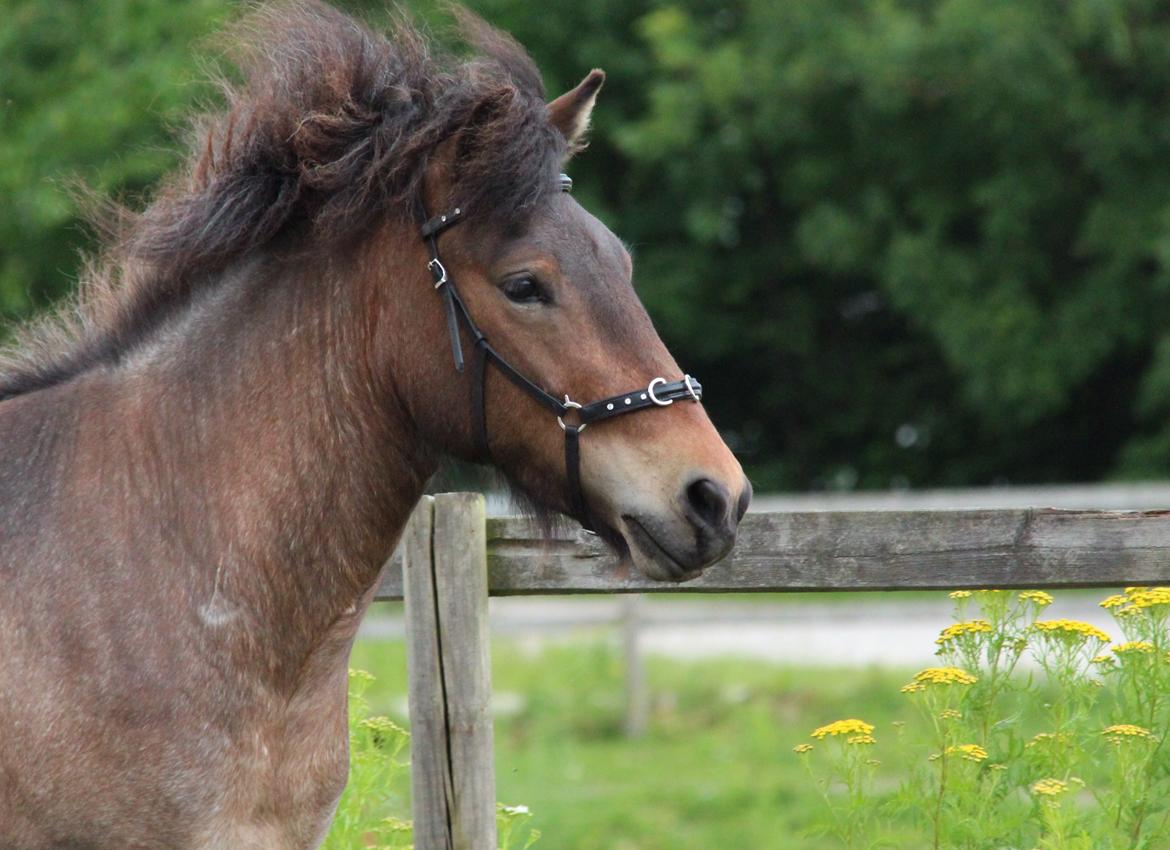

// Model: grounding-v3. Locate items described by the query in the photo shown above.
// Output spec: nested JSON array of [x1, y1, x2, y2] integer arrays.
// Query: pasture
[[349, 624, 914, 849], [348, 583, 1170, 849]]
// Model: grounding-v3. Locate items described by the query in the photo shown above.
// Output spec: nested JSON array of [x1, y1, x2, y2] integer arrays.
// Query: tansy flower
[[1031, 778, 1070, 797], [900, 683, 925, 694], [1091, 654, 1115, 665], [1033, 619, 1111, 643], [847, 735, 876, 745], [811, 718, 874, 739], [1100, 594, 1129, 610], [359, 716, 407, 750], [793, 743, 814, 754], [939, 709, 962, 720], [905, 667, 978, 688], [936, 620, 992, 645], [1128, 587, 1170, 609], [1026, 732, 1069, 748], [949, 590, 972, 599], [1103, 724, 1155, 744], [348, 668, 376, 684], [1113, 641, 1155, 655], [359, 716, 406, 737], [931, 744, 988, 762], [1019, 590, 1053, 606]]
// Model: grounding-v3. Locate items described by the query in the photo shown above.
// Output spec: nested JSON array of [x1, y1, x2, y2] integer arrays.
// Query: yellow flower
[[811, 718, 875, 740], [943, 744, 988, 762], [906, 666, 978, 687], [939, 709, 962, 720], [949, 590, 972, 599], [1128, 587, 1170, 609], [1033, 619, 1111, 643], [1025, 732, 1069, 749], [1031, 778, 1069, 797], [793, 743, 814, 754], [936, 620, 992, 645], [1113, 641, 1155, 655], [1091, 654, 1115, 665], [847, 735, 877, 745], [1100, 594, 1129, 609], [1125, 587, 1149, 596], [900, 682, 926, 694], [1102, 724, 1155, 744], [1019, 590, 1053, 606]]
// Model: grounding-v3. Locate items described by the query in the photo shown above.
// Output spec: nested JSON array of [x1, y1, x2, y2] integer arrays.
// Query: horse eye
[[501, 276, 546, 304]]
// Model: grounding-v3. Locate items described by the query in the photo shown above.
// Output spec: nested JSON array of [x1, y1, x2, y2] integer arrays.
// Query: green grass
[[348, 637, 917, 849]]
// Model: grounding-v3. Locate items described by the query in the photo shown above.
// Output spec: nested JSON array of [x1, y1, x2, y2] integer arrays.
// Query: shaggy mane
[[0, 0, 565, 401]]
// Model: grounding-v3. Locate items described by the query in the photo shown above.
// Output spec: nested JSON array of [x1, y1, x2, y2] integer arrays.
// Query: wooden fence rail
[[389, 493, 1170, 849]]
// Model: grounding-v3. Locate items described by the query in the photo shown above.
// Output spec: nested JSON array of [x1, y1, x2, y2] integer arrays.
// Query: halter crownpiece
[[420, 173, 703, 532]]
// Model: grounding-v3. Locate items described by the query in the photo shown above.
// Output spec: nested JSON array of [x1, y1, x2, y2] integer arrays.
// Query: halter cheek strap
[[419, 175, 703, 532]]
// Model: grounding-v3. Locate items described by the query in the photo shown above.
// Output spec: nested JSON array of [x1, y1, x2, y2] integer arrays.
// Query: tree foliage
[[4, 0, 1170, 489]]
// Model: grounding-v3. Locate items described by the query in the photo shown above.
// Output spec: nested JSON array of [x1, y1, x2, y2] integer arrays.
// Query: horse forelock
[[0, 0, 567, 401]]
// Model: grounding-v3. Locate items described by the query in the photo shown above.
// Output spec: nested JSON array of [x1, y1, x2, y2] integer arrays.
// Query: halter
[[420, 174, 703, 532]]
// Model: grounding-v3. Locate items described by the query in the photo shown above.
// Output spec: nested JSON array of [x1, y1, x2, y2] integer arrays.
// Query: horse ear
[[548, 69, 605, 153]]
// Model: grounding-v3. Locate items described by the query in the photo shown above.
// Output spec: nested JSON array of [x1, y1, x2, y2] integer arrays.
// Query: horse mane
[[0, 0, 566, 401]]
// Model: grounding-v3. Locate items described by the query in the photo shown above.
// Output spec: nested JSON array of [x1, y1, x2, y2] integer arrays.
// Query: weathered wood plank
[[401, 496, 451, 850], [431, 493, 496, 850], [378, 508, 1170, 599]]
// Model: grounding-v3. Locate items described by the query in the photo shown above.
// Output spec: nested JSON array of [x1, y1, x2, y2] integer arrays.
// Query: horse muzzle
[[618, 474, 752, 582]]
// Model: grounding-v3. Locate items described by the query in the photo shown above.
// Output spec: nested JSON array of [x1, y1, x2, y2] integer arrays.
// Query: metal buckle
[[647, 377, 673, 407], [427, 258, 448, 290], [557, 396, 586, 432], [683, 374, 701, 403]]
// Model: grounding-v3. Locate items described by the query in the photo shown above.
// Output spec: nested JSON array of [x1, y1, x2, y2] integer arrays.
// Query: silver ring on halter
[[647, 377, 673, 407], [557, 396, 586, 432], [683, 374, 701, 403], [427, 258, 448, 290]]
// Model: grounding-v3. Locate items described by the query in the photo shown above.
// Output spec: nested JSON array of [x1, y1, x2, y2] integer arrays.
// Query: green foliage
[[7, 0, 1170, 487], [350, 627, 921, 850], [322, 669, 412, 850], [800, 588, 1170, 849]]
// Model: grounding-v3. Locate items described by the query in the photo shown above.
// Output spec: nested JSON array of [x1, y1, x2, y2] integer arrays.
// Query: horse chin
[[616, 513, 708, 584]]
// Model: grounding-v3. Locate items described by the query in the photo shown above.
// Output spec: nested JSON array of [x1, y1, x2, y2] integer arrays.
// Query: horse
[[0, 2, 750, 847]]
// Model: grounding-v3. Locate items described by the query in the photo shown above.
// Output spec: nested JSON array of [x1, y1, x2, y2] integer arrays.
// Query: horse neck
[[102, 237, 434, 690]]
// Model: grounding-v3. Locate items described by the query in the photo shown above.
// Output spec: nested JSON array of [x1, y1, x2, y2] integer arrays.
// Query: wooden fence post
[[622, 595, 648, 738], [403, 493, 497, 850]]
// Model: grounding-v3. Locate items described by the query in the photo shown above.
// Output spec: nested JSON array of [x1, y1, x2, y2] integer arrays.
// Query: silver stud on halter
[[647, 377, 673, 406]]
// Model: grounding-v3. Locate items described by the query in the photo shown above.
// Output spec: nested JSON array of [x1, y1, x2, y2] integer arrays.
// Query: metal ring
[[647, 377, 673, 407], [683, 374, 701, 403], [557, 396, 586, 432], [427, 258, 448, 289]]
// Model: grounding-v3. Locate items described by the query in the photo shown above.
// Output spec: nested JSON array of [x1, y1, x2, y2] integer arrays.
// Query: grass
[[348, 636, 917, 849]]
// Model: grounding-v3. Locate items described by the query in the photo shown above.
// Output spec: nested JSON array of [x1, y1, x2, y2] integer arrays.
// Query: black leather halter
[[420, 174, 703, 531]]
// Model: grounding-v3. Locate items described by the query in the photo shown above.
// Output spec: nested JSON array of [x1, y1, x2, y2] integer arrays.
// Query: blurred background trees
[[5, 0, 1170, 491]]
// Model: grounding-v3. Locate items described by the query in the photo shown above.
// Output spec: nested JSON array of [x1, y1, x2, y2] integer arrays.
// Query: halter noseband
[[420, 174, 703, 532]]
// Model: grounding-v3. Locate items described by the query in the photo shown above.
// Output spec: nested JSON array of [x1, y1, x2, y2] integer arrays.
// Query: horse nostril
[[685, 477, 731, 533], [735, 478, 753, 523]]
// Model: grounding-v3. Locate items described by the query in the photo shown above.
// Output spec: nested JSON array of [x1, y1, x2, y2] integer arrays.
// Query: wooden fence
[[377, 492, 1170, 850]]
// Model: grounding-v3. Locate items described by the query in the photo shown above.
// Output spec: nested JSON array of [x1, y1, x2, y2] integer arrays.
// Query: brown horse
[[0, 3, 749, 848]]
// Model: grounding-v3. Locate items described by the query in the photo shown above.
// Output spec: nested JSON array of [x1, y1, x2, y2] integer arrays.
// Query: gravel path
[[360, 593, 1121, 668]]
